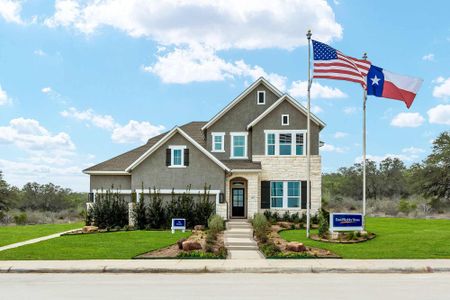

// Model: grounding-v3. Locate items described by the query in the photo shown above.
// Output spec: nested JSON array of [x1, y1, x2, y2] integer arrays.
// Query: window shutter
[[88, 192, 94, 202], [166, 148, 171, 166], [261, 181, 270, 209], [301, 180, 307, 209], [184, 148, 189, 166]]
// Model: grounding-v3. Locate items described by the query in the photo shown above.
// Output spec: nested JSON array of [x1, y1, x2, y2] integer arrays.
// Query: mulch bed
[[310, 232, 376, 244]]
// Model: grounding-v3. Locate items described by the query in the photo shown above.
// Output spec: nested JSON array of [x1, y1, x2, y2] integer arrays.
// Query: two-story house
[[83, 77, 325, 220]]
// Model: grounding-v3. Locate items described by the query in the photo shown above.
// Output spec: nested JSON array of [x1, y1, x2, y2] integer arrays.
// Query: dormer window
[[166, 145, 188, 168], [257, 91, 266, 105], [281, 114, 290, 126]]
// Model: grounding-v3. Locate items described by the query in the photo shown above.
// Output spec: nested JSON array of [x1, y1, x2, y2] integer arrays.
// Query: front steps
[[225, 219, 263, 259]]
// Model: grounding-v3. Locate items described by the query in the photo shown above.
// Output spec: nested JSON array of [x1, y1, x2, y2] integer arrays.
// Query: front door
[[231, 188, 245, 218]]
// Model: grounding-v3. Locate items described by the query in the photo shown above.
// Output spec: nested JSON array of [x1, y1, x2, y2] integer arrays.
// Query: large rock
[[177, 238, 187, 250], [194, 225, 205, 231], [286, 242, 306, 252], [182, 240, 202, 251], [277, 222, 292, 229], [82, 226, 98, 233]]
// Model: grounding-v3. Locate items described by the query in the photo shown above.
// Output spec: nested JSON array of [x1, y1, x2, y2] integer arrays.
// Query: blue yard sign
[[171, 218, 186, 234], [329, 213, 363, 232]]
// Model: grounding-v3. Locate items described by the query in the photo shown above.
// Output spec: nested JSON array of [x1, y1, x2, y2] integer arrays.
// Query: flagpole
[[306, 30, 312, 238], [362, 52, 368, 230]]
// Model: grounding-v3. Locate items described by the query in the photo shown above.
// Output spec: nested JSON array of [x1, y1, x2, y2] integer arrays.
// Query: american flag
[[312, 40, 371, 88]]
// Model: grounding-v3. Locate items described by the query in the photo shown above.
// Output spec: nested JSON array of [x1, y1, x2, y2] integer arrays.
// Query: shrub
[[193, 186, 215, 227], [398, 199, 413, 214], [311, 213, 319, 225], [147, 189, 166, 229], [208, 214, 225, 236], [272, 211, 280, 222], [90, 190, 128, 229], [263, 210, 272, 222], [291, 212, 300, 224], [252, 213, 269, 243], [14, 212, 27, 225], [282, 210, 291, 222], [133, 193, 147, 230], [260, 242, 281, 257], [166, 188, 195, 228], [318, 209, 329, 238]]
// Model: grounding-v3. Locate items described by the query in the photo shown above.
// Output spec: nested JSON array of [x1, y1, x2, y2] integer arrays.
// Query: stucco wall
[[251, 100, 321, 156], [131, 132, 226, 192], [90, 175, 131, 191], [206, 82, 280, 160], [252, 155, 322, 213]]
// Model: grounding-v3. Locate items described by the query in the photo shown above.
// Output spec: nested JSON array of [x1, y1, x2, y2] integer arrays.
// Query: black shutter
[[261, 181, 270, 209], [166, 148, 171, 166], [184, 148, 189, 166], [88, 192, 94, 202], [301, 180, 307, 209]]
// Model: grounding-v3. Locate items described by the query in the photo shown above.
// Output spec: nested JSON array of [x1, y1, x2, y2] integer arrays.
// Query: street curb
[[2, 266, 450, 274]]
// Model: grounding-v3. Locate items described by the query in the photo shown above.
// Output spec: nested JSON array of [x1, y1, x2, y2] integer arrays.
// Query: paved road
[[1, 273, 449, 300]]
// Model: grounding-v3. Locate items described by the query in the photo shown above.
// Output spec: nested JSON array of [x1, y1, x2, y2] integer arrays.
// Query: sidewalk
[[1, 259, 450, 274]]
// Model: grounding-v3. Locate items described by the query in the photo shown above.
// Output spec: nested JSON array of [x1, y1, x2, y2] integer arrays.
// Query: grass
[[0, 222, 84, 247], [0, 230, 191, 260], [279, 217, 450, 259]]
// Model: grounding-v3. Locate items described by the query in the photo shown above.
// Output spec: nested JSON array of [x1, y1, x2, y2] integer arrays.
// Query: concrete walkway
[[0, 228, 81, 252], [224, 219, 263, 260], [1, 259, 450, 274]]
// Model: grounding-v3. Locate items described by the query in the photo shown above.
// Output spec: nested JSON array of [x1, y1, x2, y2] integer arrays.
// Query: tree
[[0, 171, 10, 212], [379, 157, 407, 198]]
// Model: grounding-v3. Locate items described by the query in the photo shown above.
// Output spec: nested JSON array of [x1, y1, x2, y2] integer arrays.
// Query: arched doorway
[[230, 177, 248, 218]]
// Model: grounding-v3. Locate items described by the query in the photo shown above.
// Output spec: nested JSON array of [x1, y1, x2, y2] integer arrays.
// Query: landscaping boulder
[[194, 225, 205, 231], [277, 221, 292, 229], [286, 242, 306, 252], [177, 238, 187, 250], [82, 226, 98, 233], [182, 240, 202, 251]]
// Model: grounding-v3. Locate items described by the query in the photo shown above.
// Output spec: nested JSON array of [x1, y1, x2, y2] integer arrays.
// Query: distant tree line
[[323, 131, 450, 212], [0, 176, 86, 215]]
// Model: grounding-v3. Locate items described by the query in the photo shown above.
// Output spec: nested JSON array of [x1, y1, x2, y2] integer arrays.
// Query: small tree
[[133, 191, 147, 229], [193, 185, 215, 226], [148, 188, 166, 229], [91, 190, 128, 229]]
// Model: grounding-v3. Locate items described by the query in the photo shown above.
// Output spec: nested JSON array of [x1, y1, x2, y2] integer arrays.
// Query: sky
[[0, 0, 449, 192]]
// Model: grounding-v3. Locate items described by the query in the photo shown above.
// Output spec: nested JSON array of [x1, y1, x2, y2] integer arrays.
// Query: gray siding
[[90, 175, 131, 191], [131, 132, 226, 191], [252, 101, 320, 155], [206, 82, 280, 160]]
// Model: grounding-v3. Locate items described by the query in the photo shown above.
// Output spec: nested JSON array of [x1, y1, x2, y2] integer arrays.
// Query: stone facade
[[225, 172, 260, 220]]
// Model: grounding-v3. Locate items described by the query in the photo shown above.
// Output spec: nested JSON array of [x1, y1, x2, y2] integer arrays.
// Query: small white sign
[[171, 218, 186, 234]]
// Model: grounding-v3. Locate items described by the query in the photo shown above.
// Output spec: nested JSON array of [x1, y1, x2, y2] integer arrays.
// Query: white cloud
[[333, 131, 348, 139], [422, 53, 434, 61], [0, 0, 24, 24], [41, 87, 52, 93], [343, 106, 357, 115], [61, 107, 165, 143], [61, 107, 116, 130], [300, 101, 323, 114], [34, 49, 47, 56], [111, 120, 165, 144], [143, 45, 287, 90], [402, 147, 425, 155], [390, 112, 425, 128], [44, 0, 342, 50], [288, 80, 347, 99], [0, 118, 75, 158], [320, 143, 347, 153], [432, 77, 450, 99], [427, 104, 450, 125], [0, 85, 12, 105]]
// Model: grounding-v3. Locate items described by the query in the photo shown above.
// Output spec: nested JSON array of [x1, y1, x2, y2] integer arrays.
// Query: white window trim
[[211, 132, 225, 152], [256, 90, 266, 105], [168, 145, 186, 168], [270, 181, 301, 209], [264, 130, 307, 157], [230, 132, 248, 159], [281, 114, 290, 126]]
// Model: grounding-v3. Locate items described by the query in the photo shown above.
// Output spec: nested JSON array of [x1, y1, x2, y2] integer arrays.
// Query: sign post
[[171, 218, 186, 234], [329, 213, 363, 232]]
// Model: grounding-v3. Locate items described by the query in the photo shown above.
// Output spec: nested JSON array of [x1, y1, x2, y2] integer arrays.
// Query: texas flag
[[366, 65, 423, 108]]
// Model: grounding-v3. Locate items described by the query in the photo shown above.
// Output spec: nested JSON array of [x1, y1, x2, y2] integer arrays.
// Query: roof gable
[[246, 95, 326, 130], [201, 77, 283, 131]]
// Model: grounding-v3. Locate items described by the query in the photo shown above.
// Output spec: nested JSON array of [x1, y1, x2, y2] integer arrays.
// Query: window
[[257, 91, 266, 105], [270, 181, 283, 208], [169, 145, 186, 167], [211, 132, 225, 152], [230, 132, 248, 159], [265, 130, 306, 156], [270, 181, 301, 209], [281, 114, 289, 126]]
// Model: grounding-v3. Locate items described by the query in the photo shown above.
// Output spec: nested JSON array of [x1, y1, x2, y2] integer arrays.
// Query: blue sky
[[0, 0, 449, 191]]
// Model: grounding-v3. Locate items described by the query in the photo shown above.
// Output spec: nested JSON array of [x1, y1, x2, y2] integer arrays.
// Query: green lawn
[[0, 230, 190, 260], [280, 217, 450, 259], [0, 222, 84, 247]]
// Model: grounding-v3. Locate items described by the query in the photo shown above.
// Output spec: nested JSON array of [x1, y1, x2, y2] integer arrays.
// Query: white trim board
[[84, 171, 131, 175], [125, 126, 230, 172], [201, 77, 283, 131], [246, 94, 326, 130]]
